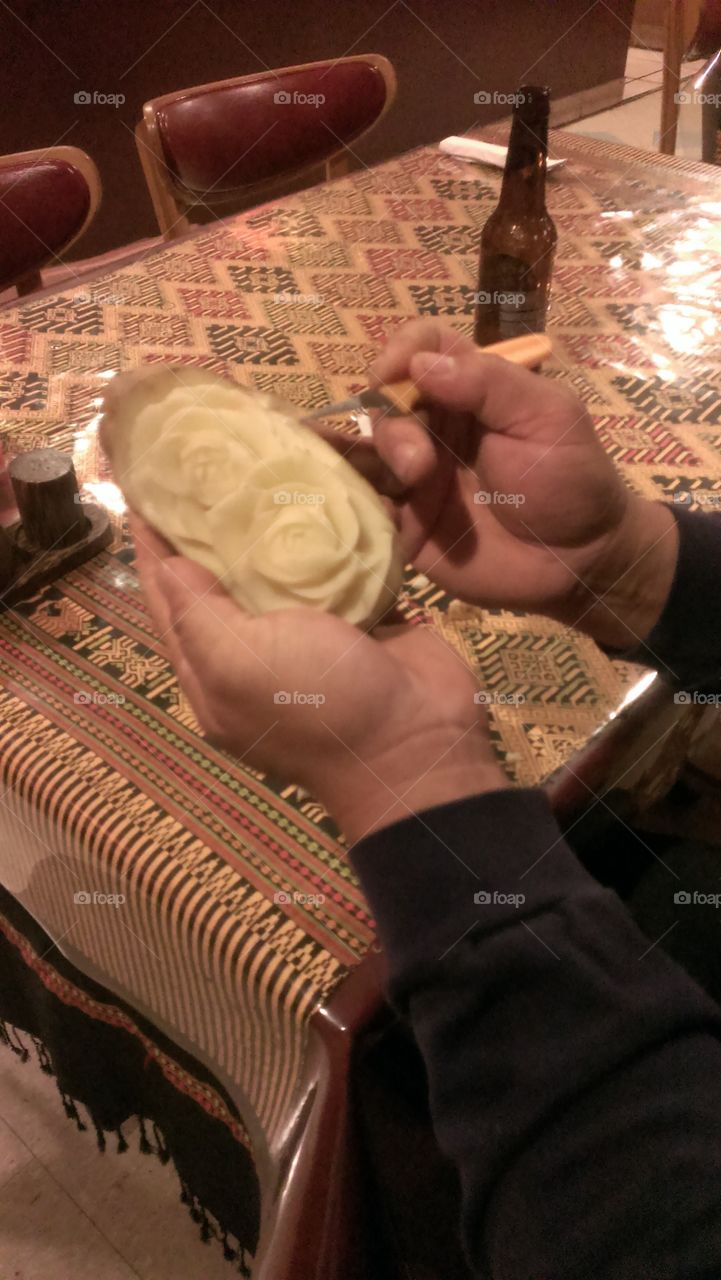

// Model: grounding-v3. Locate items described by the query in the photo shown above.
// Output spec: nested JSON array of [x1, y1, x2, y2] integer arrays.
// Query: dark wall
[[1, 1, 634, 256]]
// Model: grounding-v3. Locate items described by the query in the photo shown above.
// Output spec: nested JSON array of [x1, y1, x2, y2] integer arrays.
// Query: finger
[[131, 525, 251, 730], [146, 565, 213, 727], [159, 557, 254, 665], [371, 413, 438, 487], [374, 377, 485, 491], [129, 511, 174, 563], [408, 348, 573, 443], [159, 550, 224, 599], [156, 558, 262, 720], [305, 422, 409, 497], [130, 513, 177, 637], [130, 512, 224, 598], [132, 514, 226, 658], [369, 320, 476, 386]]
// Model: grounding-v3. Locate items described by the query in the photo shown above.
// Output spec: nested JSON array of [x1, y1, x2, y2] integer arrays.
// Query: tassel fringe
[[0, 1020, 252, 1272], [0, 1019, 29, 1061], [138, 1116, 153, 1155], [177, 1179, 251, 1274], [60, 1090, 88, 1133]]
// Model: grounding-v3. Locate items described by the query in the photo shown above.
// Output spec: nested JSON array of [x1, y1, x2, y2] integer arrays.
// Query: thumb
[[408, 349, 551, 439], [159, 557, 246, 660]]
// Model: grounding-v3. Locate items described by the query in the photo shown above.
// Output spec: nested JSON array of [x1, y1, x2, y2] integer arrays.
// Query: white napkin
[[439, 135, 566, 172]]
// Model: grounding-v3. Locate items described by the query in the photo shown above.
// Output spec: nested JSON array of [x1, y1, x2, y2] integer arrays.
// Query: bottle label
[[474, 248, 552, 342], [496, 289, 546, 338]]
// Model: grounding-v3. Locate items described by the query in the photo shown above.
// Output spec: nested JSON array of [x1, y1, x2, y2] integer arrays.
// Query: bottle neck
[[497, 111, 549, 216]]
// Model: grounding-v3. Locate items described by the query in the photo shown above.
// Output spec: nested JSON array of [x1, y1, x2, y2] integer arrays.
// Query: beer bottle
[[473, 85, 557, 345]]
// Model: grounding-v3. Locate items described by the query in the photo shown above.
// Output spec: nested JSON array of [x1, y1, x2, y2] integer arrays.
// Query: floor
[[568, 45, 707, 158], [623, 44, 705, 102], [0, 38, 718, 1280], [0, 1043, 235, 1279]]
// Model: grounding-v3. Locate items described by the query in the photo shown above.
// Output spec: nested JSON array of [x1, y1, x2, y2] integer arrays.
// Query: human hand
[[131, 515, 506, 842], [362, 320, 679, 649]]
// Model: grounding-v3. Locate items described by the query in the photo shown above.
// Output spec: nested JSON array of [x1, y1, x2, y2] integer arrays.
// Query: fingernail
[[392, 441, 420, 484], [413, 353, 457, 380]]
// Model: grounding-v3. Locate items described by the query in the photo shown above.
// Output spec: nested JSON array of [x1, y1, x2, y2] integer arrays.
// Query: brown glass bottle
[[473, 86, 557, 346]]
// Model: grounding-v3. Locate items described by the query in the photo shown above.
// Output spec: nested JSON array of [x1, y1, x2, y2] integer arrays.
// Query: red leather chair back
[[695, 0, 721, 55], [150, 56, 395, 201], [0, 149, 100, 295]]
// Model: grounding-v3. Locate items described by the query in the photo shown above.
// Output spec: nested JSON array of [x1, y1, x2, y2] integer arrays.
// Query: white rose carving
[[102, 367, 402, 629]]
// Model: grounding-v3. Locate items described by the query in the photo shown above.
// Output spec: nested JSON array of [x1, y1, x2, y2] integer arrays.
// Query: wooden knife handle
[[379, 333, 551, 414], [482, 333, 552, 366]]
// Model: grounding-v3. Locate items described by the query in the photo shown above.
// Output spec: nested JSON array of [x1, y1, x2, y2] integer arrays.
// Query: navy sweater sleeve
[[350, 507, 721, 1280], [615, 505, 721, 687]]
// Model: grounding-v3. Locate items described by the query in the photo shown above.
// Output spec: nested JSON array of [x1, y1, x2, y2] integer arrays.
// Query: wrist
[[315, 724, 508, 844], [560, 498, 679, 649]]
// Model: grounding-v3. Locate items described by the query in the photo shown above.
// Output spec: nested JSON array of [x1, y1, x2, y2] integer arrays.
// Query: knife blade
[[304, 332, 552, 421]]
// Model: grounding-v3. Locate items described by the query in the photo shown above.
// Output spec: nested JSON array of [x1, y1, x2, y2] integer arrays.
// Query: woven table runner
[[0, 129, 720, 1146]]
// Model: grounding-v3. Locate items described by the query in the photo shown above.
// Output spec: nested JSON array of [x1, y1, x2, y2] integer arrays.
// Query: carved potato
[[101, 367, 403, 629]]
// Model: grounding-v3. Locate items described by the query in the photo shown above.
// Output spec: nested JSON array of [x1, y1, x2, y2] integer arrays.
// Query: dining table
[[0, 123, 719, 1279]]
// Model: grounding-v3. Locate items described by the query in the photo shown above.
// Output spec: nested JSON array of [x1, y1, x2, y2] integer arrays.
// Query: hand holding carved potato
[[101, 368, 402, 629]]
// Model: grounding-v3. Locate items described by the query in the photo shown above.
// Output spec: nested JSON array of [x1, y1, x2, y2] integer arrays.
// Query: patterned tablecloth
[[0, 126, 720, 1245]]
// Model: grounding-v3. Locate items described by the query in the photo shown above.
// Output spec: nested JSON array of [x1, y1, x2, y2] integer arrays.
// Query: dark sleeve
[[618, 505, 721, 690], [351, 502, 721, 1277], [352, 789, 721, 1279]]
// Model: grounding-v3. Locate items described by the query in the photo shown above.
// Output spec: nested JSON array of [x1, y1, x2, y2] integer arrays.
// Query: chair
[[695, 40, 721, 162], [0, 147, 101, 297], [135, 54, 396, 240], [657, 0, 721, 153]]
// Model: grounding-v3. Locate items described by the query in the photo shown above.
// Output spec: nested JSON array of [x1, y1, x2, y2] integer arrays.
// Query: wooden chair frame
[[134, 54, 397, 241], [660, 0, 703, 153], [0, 146, 101, 296]]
